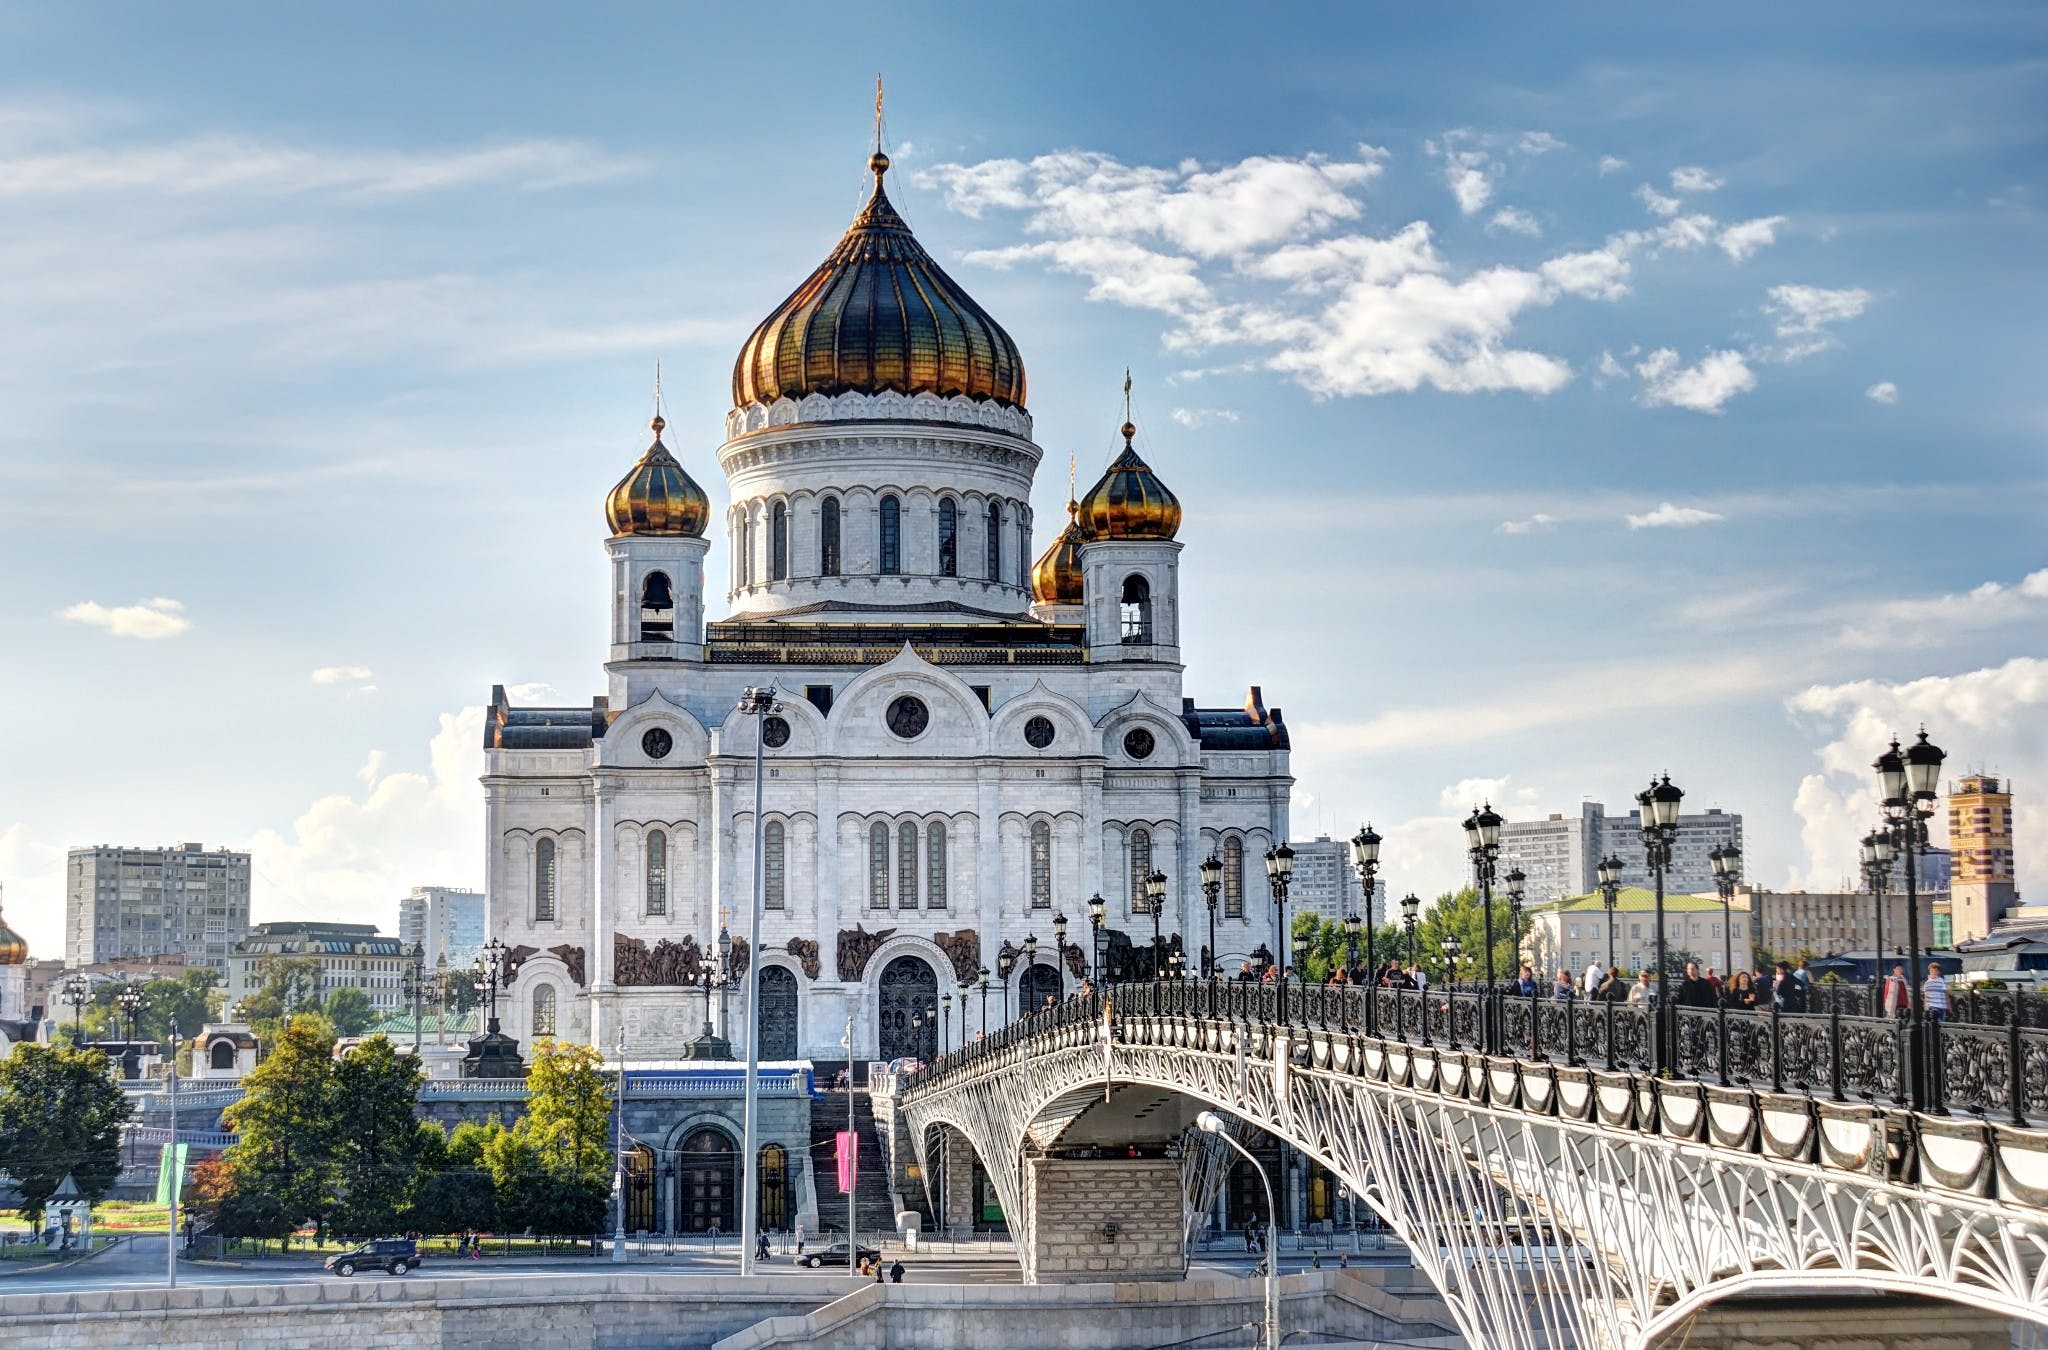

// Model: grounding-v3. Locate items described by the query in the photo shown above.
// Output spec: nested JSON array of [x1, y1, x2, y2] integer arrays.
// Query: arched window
[[938, 499, 957, 577], [1128, 828, 1152, 914], [820, 496, 841, 576], [764, 821, 786, 910], [1029, 820, 1052, 910], [926, 822, 947, 910], [532, 984, 557, 1037], [1017, 516, 1030, 588], [535, 838, 557, 922], [879, 496, 901, 575], [639, 571, 674, 641], [758, 1143, 790, 1231], [736, 512, 750, 588], [770, 501, 788, 581], [869, 823, 890, 910], [898, 821, 919, 908], [1223, 837, 1245, 918], [209, 1039, 235, 1071], [985, 501, 1003, 580], [645, 829, 668, 916], [1121, 575, 1153, 644]]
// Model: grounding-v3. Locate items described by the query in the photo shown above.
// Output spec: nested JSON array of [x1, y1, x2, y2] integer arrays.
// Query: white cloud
[[1445, 157, 1495, 215], [1655, 213, 1718, 251], [1540, 247, 1632, 301], [1626, 500, 1727, 530], [1837, 569, 2048, 650], [59, 596, 190, 639], [1866, 380, 1899, 405], [1598, 155, 1628, 176], [1596, 350, 1628, 380], [1764, 284, 1872, 360], [1487, 206, 1542, 237], [312, 665, 378, 697], [1169, 407, 1239, 429], [1518, 132, 1567, 156], [1670, 166, 1723, 194], [1636, 184, 1684, 218], [1497, 513, 1559, 535], [1718, 215, 1786, 262], [1633, 348, 1756, 414], [1787, 658, 2048, 893], [967, 237, 1208, 313]]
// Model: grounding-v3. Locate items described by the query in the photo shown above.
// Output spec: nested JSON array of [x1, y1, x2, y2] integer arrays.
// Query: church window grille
[[534, 838, 557, 922], [926, 822, 947, 910], [879, 496, 901, 575], [1121, 574, 1153, 644], [898, 822, 919, 908], [938, 498, 958, 577], [869, 824, 889, 910], [638, 572, 674, 641], [1029, 821, 1052, 910], [820, 496, 841, 576], [645, 830, 668, 916], [1129, 829, 1153, 915], [1223, 837, 1244, 918], [770, 501, 788, 581], [985, 501, 1002, 580], [532, 984, 557, 1038], [764, 821, 786, 910]]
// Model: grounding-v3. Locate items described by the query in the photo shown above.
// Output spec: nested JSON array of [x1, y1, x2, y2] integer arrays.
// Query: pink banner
[[836, 1130, 858, 1194]]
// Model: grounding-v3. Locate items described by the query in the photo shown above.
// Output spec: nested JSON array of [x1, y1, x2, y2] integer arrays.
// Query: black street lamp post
[[1504, 867, 1526, 967], [1399, 893, 1421, 968], [977, 965, 991, 1036], [1265, 844, 1295, 1023], [1351, 825, 1381, 1032], [1199, 856, 1223, 982], [402, 943, 427, 1054], [997, 949, 1015, 1026], [957, 979, 974, 1042], [1637, 775, 1684, 1075], [1461, 803, 1504, 1051], [1863, 830, 1894, 969], [1022, 934, 1040, 1013], [1709, 844, 1742, 994], [1597, 856, 1623, 974], [1088, 896, 1107, 984], [1053, 912, 1070, 996], [1440, 935, 1462, 986], [940, 991, 952, 1053], [1876, 729, 1945, 1109], [118, 982, 145, 1043], [1145, 870, 1168, 979], [62, 974, 89, 1045]]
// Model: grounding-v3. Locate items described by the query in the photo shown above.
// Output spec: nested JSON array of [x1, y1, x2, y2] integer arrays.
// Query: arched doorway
[[1019, 961, 1062, 1015], [677, 1127, 736, 1233], [625, 1143, 655, 1234], [877, 955, 938, 1061], [758, 1143, 789, 1231], [757, 966, 799, 1060]]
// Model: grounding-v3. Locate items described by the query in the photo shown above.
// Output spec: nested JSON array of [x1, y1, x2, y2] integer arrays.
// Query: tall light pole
[[1265, 844, 1295, 1023], [1461, 803, 1503, 1051], [1145, 870, 1168, 978], [62, 974, 88, 1045], [1504, 867, 1526, 968], [1399, 893, 1421, 969], [1351, 825, 1381, 1032], [1440, 935, 1462, 986], [434, 952, 449, 1047], [1197, 1111, 1277, 1350], [977, 965, 990, 1035], [1637, 774, 1684, 1076], [736, 685, 780, 1277], [1021, 934, 1039, 1014], [118, 982, 145, 1043], [612, 1027, 627, 1262], [1876, 728, 1945, 1109], [1053, 911, 1071, 996], [1597, 855, 1623, 974], [403, 943, 426, 1055], [1709, 844, 1742, 993], [1088, 895, 1106, 983], [1863, 830, 1894, 968], [1199, 857, 1222, 983], [165, 1014, 179, 1288], [940, 991, 952, 1053]]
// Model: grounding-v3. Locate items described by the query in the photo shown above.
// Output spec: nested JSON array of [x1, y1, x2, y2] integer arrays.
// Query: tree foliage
[[326, 1037, 425, 1240], [322, 987, 378, 1038], [234, 956, 325, 1043], [1415, 887, 1522, 985], [0, 1043, 133, 1222], [1291, 912, 1405, 981], [217, 1015, 338, 1239], [81, 970, 221, 1045]]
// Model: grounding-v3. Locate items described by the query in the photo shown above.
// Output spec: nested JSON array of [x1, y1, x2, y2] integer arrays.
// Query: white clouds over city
[[1626, 501, 1727, 529], [1765, 284, 1873, 360], [1633, 348, 1757, 413], [59, 596, 190, 639]]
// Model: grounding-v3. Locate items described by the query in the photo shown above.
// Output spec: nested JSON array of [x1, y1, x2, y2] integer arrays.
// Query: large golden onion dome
[[605, 415, 710, 538], [1030, 500, 1091, 605], [1079, 421, 1182, 540], [0, 901, 24, 967], [731, 151, 1028, 411]]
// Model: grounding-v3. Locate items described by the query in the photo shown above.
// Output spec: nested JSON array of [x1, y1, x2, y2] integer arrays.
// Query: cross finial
[[1123, 368, 1132, 423], [874, 75, 884, 154], [1068, 452, 1076, 502]]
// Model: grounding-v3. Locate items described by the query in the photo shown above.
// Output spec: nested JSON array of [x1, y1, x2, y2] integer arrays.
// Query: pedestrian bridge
[[893, 981, 2048, 1348]]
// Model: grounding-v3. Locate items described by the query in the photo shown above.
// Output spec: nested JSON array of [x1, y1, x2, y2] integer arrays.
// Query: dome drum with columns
[[481, 141, 1295, 1075]]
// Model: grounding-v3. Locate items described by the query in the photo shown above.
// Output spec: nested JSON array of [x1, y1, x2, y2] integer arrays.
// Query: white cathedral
[[483, 147, 1294, 1066]]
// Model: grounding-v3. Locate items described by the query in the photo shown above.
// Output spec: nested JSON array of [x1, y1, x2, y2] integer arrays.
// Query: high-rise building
[[1287, 838, 1370, 924], [397, 887, 486, 969], [64, 842, 251, 975], [1499, 803, 1744, 904], [1949, 774, 2017, 943]]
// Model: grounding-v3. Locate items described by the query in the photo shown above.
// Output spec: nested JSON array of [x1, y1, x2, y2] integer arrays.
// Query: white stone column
[[591, 780, 618, 1050], [977, 763, 1002, 952]]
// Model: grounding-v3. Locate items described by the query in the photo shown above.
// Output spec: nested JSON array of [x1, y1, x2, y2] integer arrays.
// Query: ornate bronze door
[[1020, 962, 1062, 1014], [877, 955, 937, 1061], [678, 1127, 736, 1233], [757, 966, 799, 1060]]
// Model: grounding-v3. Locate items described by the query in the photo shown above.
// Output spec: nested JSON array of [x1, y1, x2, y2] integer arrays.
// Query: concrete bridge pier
[[1024, 1155, 1184, 1284]]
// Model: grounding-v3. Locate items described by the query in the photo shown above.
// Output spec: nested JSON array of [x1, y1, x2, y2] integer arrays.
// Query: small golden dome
[[0, 904, 24, 966], [1031, 500, 1091, 605], [605, 416, 710, 538], [732, 151, 1027, 411], [1079, 421, 1181, 540]]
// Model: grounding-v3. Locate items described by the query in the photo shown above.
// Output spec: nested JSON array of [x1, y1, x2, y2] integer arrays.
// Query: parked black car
[[325, 1237, 421, 1276], [800, 1240, 882, 1269]]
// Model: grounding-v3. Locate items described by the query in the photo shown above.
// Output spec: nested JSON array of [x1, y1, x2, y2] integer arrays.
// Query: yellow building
[[1949, 774, 2017, 943]]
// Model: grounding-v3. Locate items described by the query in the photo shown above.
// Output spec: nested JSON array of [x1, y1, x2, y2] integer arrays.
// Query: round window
[[886, 695, 930, 740], [1123, 727, 1156, 760], [1023, 715, 1056, 749], [641, 727, 673, 760], [762, 715, 791, 749]]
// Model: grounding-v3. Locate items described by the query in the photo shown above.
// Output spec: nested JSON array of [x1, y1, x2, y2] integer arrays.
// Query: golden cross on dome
[[1123, 368, 1132, 423], [1068, 453, 1076, 501], [874, 75, 884, 154]]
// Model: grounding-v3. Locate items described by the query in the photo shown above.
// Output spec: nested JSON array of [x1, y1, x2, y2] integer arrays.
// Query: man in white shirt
[[1582, 960, 1606, 997], [1923, 962, 1949, 1021]]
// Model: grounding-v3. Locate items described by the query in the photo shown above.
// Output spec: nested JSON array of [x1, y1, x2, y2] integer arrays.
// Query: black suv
[[324, 1237, 421, 1276]]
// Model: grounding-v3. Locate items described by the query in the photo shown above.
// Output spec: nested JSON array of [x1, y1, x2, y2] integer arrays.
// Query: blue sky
[[1, 3, 2042, 956]]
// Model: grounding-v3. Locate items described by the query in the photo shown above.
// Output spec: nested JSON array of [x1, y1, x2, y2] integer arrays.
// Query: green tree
[[486, 1041, 614, 1234], [1290, 912, 1405, 981], [234, 955, 326, 1043], [1416, 887, 1521, 986], [0, 1043, 133, 1223], [322, 987, 378, 1038], [327, 1036, 426, 1240], [406, 1122, 497, 1236], [81, 969, 221, 1044], [218, 1015, 338, 1240]]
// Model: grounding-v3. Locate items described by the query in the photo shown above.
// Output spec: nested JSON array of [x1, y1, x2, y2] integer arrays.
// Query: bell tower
[[1076, 414, 1183, 665], [603, 413, 711, 664]]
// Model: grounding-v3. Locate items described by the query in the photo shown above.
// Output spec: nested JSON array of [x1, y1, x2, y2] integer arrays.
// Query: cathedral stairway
[[810, 1087, 921, 1241]]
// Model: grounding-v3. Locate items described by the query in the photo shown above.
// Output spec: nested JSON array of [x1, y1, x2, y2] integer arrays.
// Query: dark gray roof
[[1182, 687, 1289, 751], [486, 686, 608, 750]]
